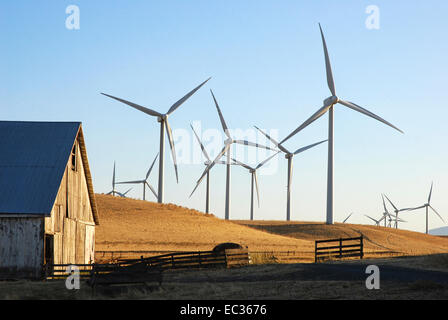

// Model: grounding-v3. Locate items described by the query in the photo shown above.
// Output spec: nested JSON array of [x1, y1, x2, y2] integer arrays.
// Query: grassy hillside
[[95, 195, 448, 263]]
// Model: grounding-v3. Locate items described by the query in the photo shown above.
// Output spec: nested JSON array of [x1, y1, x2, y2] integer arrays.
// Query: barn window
[[71, 143, 77, 171]]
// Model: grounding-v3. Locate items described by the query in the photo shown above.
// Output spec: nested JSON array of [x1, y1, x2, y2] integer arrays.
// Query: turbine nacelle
[[324, 95, 338, 107], [157, 114, 168, 122], [204, 160, 212, 166], [225, 138, 233, 145]]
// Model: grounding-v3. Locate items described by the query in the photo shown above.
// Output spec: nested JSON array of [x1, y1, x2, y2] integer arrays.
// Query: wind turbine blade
[[167, 77, 211, 115], [210, 90, 231, 139], [145, 181, 158, 199], [146, 153, 159, 180], [112, 161, 116, 188], [231, 158, 253, 171], [342, 213, 353, 223], [232, 140, 277, 151], [365, 214, 378, 224], [254, 126, 289, 154], [100, 93, 162, 117], [215, 160, 237, 165], [123, 188, 133, 196], [106, 191, 113, 195], [381, 194, 389, 213], [401, 205, 425, 212], [383, 194, 398, 212], [280, 104, 331, 145], [256, 151, 280, 170], [196, 145, 229, 185], [254, 171, 260, 208], [116, 180, 144, 185], [429, 205, 445, 223], [319, 23, 336, 96], [189, 182, 201, 198], [190, 124, 211, 162], [165, 120, 179, 183], [338, 100, 404, 134], [293, 139, 327, 155], [428, 182, 433, 204]]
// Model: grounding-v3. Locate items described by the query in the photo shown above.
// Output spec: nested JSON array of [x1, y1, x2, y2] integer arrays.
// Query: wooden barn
[[0, 121, 99, 279]]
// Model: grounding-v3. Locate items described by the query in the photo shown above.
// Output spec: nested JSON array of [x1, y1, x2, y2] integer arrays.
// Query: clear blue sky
[[1, 1, 447, 233]]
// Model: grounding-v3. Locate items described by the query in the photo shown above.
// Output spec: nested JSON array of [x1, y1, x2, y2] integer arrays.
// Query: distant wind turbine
[[189, 124, 235, 214], [365, 214, 382, 226], [405, 182, 445, 234], [383, 194, 414, 229], [116, 154, 159, 201], [106, 161, 118, 196], [193, 90, 277, 220], [232, 152, 280, 220], [255, 126, 327, 221], [116, 188, 133, 198], [279, 24, 403, 225], [101, 77, 211, 203]]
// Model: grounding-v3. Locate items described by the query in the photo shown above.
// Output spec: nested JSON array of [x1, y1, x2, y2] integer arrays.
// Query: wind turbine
[[279, 24, 403, 225], [189, 124, 235, 214], [365, 214, 382, 226], [383, 194, 414, 229], [380, 194, 394, 227], [101, 77, 211, 203], [231, 152, 279, 220], [193, 90, 277, 220], [106, 161, 118, 196], [116, 154, 159, 201], [255, 126, 327, 221], [405, 183, 445, 234], [116, 188, 133, 198]]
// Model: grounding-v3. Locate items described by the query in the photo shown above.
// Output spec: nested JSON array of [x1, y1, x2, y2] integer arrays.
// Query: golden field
[[95, 194, 448, 263]]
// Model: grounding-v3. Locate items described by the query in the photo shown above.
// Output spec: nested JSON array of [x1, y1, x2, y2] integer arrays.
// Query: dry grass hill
[[95, 194, 448, 263]]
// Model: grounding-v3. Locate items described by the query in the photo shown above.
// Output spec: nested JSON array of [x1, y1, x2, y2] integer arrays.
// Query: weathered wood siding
[[0, 217, 44, 279], [44, 136, 96, 266]]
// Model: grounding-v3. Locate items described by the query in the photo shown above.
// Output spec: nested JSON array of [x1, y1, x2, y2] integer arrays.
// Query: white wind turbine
[[116, 188, 133, 198], [116, 154, 159, 201], [232, 152, 280, 220], [365, 214, 382, 226], [106, 161, 118, 196], [192, 90, 277, 220], [189, 124, 236, 214], [255, 126, 327, 221], [279, 24, 403, 225], [405, 182, 445, 234], [101, 77, 211, 203], [383, 194, 415, 229]]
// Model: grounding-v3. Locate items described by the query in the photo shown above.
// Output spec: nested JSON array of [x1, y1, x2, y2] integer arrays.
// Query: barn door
[[44, 234, 54, 265]]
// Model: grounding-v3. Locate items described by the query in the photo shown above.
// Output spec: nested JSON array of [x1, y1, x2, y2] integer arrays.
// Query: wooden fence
[[44, 248, 250, 280], [315, 236, 363, 263], [118, 248, 250, 270]]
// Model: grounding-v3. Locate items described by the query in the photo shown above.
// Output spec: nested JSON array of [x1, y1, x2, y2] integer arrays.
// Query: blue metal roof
[[0, 121, 80, 215]]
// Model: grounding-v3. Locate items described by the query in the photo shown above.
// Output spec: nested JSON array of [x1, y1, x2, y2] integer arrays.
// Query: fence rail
[[315, 236, 363, 263], [44, 248, 250, 280]]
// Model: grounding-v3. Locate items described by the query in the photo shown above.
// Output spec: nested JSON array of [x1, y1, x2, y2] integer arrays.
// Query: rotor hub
[[324, 95, 338, 106], [224, 138, 233, 145]]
